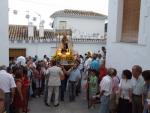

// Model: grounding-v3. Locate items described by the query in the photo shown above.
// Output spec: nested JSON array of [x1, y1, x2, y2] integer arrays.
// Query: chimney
[[28, 22, 34, 38], [39, 21, 44, 37]]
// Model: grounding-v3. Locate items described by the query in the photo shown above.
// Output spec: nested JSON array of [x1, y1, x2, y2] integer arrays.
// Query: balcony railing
[[10, 37, 106, 44]]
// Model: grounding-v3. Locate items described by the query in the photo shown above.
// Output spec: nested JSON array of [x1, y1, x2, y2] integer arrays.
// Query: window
[[59, 21, 67, 29], [121, 0, 141, 43]]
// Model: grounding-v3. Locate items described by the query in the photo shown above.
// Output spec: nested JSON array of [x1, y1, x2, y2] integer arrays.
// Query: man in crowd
[[101, 46, 106, 60], [132, 65, 145, 113], [84, 52, 92, 78], [98, 68, 113, 113], [62, 60, 81, 101], [0, 65, 16, 113], [46, 60, 64, 107], [90, 53, 100, 73]]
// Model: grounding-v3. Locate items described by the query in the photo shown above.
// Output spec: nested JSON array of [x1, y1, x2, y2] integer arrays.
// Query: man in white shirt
[[0, 65, 16, 113], [46, 60, 64, 107], [131, 65, 144, 113], [98, 68, 113, 113], [84, 52, 92, 77]]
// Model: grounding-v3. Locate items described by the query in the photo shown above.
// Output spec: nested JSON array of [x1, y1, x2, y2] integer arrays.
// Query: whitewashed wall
[[106, 0, 150, 75], [9, 42, 105, 59], [0, 0, 9, 66], [9, 42, 56, 59], [73, 43, 105, 55], [53, 17, 105, 38]]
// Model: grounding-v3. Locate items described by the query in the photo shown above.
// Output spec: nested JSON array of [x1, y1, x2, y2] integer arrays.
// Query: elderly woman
[[142, 70, 150, 113], [0, 89, 5, 113]]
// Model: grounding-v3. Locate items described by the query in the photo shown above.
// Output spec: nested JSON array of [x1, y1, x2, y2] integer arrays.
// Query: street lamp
[[9, 8, 45, 40], [8, 8, 18, 15]]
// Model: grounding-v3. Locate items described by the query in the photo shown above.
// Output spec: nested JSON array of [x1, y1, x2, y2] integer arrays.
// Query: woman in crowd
[[22, 67, 30, 112], [117, 70, 132, 113], [0, 89, 5, 113], [35, 64, 42, 97], [31, 65, 42, 97], [13, 68, 24, 113], [142, 70, 150, 113]]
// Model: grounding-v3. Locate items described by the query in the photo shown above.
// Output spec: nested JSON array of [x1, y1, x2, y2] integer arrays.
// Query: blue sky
[[9, 0, 108, 29]]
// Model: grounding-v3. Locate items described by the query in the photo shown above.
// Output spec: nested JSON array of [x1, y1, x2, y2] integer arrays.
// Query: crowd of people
[[0, 46, 150, 113]]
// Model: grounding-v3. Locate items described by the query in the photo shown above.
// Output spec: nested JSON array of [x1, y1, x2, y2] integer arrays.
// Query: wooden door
[[9, 48, 26, 62]]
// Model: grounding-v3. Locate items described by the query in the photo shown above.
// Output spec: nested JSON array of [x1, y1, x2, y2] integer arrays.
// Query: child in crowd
[[88, 69, 98, 108]]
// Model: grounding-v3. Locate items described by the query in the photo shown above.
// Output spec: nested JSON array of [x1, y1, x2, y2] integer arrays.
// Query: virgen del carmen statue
[[52, 29, 75, 69]]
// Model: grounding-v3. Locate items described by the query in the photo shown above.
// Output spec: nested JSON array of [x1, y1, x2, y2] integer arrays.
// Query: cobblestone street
[[29, 91, 99, 113]]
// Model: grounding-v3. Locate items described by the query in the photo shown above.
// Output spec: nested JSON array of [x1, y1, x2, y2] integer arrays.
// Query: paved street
[[28, 90, 100, 113]]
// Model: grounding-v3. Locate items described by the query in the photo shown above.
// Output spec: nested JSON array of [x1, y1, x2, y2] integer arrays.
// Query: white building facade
[[0, 0, 9, 66], [9, 25, 106, 60], [9, 41, 105, 59], [106, 0, 150, 74], [51, 9, 107, 39]]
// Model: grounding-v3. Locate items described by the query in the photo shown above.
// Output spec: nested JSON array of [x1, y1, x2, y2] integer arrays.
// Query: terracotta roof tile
[[9, 25, 55, 40], [8, 25, 106, 43], [9, 25, 72, 41]]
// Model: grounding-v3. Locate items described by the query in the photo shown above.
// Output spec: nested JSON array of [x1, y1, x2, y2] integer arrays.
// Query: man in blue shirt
[[62, 60, 81, 101], [90, 54, 100, 73]]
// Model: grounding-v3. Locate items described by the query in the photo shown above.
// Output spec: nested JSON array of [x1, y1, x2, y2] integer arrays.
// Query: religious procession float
[[52, 29, 75, 69]]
